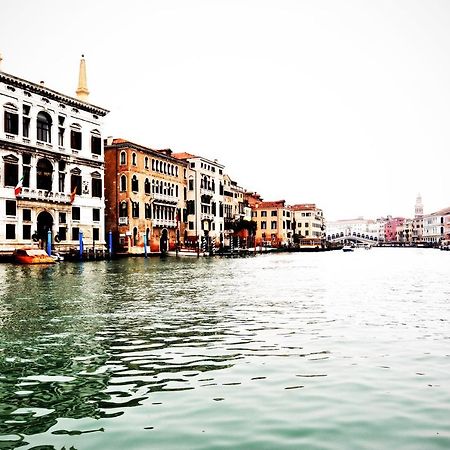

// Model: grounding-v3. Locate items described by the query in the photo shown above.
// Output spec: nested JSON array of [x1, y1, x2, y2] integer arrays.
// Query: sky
[[1, 0, 450, 220]]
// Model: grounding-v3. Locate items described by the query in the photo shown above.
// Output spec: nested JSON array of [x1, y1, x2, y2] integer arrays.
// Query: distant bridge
[[327, 232, 379, 245]]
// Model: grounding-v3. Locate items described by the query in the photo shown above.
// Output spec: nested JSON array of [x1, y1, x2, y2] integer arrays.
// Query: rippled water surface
[[0, 248, 449, 449]]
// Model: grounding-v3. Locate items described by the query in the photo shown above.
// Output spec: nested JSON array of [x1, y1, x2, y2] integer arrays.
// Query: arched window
[[120, 175, 127, 192], [151, 179, 155, 193], [131, 175, 139, 192], [132, 153, 137, 166], [152, 159, 155, 170], [37, 112, 52, 143], [36, 158, 53, 190], [155, 160, 159, 172], [144, 157, 149, 169], [119, 200, 128, 217], [144, 178, 150, 194], [120, 151, 126, 165], [3, 103, 18, 135]]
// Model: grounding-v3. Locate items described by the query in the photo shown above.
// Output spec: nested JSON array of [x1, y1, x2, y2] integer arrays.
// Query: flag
[[14, 177, 23, 196], [70, 186, 77, 204]]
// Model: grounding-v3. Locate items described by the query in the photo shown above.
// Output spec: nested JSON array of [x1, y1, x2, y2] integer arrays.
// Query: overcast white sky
[[2, 0, 449, 220]]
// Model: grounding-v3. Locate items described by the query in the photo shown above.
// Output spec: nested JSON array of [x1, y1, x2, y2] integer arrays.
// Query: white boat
[[166, 248, 207, 257], [342, 245, 354, 252], [51, 252, 64, 261]]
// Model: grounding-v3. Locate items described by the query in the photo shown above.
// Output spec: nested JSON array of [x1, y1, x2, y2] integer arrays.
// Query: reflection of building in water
[[0, 54, 109, 256]]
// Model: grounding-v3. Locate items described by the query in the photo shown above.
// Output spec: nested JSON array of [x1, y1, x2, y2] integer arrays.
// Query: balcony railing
[[118, 217, 128, 225], [201, 213, 214, 221], [152, 192, 178, 204], [152, 219, 177, 228], [17, 188, 71, 204]]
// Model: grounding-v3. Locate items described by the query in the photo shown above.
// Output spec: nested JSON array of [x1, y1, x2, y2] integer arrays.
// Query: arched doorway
[[37, 211, 53, 248], [160, 228, 168, 253], [133, 227, 138, 246]]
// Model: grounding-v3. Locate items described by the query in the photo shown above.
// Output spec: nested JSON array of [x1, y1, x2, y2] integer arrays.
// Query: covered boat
[[14, 248, 56, 264]]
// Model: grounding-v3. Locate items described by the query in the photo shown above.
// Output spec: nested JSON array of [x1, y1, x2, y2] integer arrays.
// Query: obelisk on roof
[[76, 54, 90, 102]]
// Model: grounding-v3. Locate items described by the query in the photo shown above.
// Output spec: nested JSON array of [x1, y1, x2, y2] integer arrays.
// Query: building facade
[[251, 200, 293, 247], [104, 139, 187, 254], [172, 153, 225, 251], [423, 207, 450, 244], [291, 204, 325, 247], [0, 57, 108, 255]]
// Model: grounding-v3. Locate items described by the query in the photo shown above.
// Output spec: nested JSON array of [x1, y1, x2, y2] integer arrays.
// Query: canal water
[[0, 248, 449, 449]]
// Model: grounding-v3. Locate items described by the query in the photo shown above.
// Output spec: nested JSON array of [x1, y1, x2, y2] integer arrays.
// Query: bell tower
[[76, 54, 90, 102], [415, 193, 423, 218]]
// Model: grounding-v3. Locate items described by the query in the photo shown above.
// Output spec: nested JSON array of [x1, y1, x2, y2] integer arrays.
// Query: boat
[[342, 245, 354, 252], [51, 252, 64, 262], [14, 247, 56, 264], [166, 248, 206, 257]]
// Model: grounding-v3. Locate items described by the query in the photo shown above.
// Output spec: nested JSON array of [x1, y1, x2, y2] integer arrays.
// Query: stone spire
[[415, 193, 423, 218], [76, 54, 90, 102]]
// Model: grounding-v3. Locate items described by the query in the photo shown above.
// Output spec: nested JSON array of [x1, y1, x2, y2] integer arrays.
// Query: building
[[423, 207, 450, 244], [104, 139, 187, 254], [0, 56, 109, 256], [223, 175, 252, 248], [251, 199, 293, 247], [412, 194, 424, 243], [291, 204, 325, 248], [384, 217, 405, 242], [172, 152, 225, 250]]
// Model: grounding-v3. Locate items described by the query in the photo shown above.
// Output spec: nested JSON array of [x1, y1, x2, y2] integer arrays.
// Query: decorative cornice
[[0, 72, 109, 116]]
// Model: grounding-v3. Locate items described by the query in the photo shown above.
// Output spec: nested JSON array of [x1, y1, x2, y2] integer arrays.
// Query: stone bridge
[[327, 232, 379, 245]]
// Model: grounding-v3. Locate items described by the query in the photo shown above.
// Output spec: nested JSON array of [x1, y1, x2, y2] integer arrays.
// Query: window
[[131, 175, 139, 192], [58, 226, 67, 241], [120, 175, 127, 192], [144, 157, 149, 169], [145, 203, 151, 219], [58, 127, 64, 146], [22, 105, 31, 138], [305, 230, 309, 236], [120, 151, 126, 165], [23, 224, 31, 240], [271, 221, 277, 229], [59, 212, 66, 224], [186, 200, 195, 215], [190, 162, 195, 168], [92, 178, 102, 198], [132, 201, 139, 218], [261, 211, 267, 217], [119, 201, 128, 217], [132, 153, 137, 166], [93, 228, 99, 241], [72, 227, 80, 241], [23, 209, 32, 221], [4, 159, 18, 187], [144, 178, 150, 194], [71, 172, 82, 195], [36, 158, 53, 190], [4, 103, 19, 135], [271, 211, 277, 217], [189, 179, 194, 190], [261, 221, 267, 229], [37, 112, 52, 142], [6, 200, 16, 216], [6, 224, 16, 239], [93, 208, 100, 222], [72, 206, 80, 221], [91, 130, 101, 155], [70, 125, 82, 150], [58, 171, 65, 193], [188, 221, 194, 230]]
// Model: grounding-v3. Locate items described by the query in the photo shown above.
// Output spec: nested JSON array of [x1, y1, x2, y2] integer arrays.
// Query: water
[[0, 248, 449, 449]]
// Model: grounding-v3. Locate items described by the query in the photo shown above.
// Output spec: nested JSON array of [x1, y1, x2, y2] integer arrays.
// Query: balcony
[[152, 219, 177, 228], [201, 213, 214, 221], [17, 188, 71, 204], [118, 217, 128, 225], [152, 192, 178, 204]]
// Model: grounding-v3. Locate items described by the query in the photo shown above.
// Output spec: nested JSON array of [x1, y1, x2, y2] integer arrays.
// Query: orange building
[[104, 138, 187, 254], [251, 199, 293, 247]]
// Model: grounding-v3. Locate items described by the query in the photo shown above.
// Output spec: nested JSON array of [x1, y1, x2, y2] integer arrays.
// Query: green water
[[0, 249, 449, 449]]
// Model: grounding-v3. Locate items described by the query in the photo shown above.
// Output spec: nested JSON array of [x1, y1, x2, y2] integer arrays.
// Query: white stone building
[[0, 56, 108, 256], [173, 152, 225, 250]]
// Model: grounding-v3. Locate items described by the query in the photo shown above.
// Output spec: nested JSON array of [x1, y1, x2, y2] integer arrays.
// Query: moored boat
[[14, 248, 56, 264], [342, 245, 354, 252]]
